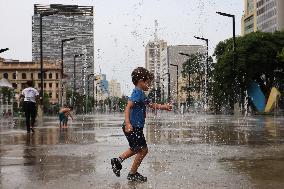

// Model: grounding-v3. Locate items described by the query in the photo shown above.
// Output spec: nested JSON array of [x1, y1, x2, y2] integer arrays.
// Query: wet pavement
[[1, 113, 284, 189]]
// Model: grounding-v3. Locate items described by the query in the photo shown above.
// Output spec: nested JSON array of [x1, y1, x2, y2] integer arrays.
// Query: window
[[38, 73, 41, 79], [56, 73, 59, 79], [22, 73, 26, 79], [56, 93, 59, 98], [56, 83, 59, 88], [49, 73, 52, 79], [44, 83, 46, 88], [13, 73, 16, 79], [31, 73, 34, 79], [44, 73, 47, 79], [3, 73, 8, 79], [49, 83, 52, 88], [49, 93, 52, 98]]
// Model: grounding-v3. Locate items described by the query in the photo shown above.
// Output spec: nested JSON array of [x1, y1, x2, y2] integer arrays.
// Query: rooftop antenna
[[154, 19, 158, 42]]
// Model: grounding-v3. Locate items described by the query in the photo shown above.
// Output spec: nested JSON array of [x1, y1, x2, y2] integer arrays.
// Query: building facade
[[32, 4, 94, 95], [242, 0, 258, 35], [109, 79, 122, 98], [256, 0, 284, 32], [242, 0, 284, 34], [94, 74, 109, 102], [0, 58, 61, 104], [145, 40, 167, 88]]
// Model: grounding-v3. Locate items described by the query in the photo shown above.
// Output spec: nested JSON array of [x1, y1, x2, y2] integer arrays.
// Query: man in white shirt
[[21, 80, 39, 133]]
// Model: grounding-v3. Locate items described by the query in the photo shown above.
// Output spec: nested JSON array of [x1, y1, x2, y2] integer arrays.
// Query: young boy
[[59, 104, 74, 128], [111, 67, 172, 182]]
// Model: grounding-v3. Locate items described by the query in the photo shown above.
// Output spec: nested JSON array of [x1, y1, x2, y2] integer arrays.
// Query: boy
[[111, 67, 172, 182], [59, 104, 74, 128]]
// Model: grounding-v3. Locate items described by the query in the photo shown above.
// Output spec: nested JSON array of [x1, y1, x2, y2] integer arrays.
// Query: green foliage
[[181, 52, 214, 106], [66, 89, 128, 113], [212, 31, 284, 112], [0, 87, 13, 104], [148, 87, 162, 103], [118, 95, 128, 112], [43, 92, 50, 113]]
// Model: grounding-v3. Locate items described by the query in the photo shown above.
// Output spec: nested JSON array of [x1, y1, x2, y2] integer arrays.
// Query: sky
[[0, 0, 243, 96]]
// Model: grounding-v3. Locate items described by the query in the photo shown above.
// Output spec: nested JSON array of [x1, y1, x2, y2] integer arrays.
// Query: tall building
[[94, 74, 109, 102], [160, 45, 205, 103], [256, 0, 284, 32], [145, 40, 167, 88], [32, 4, 94, 95], [109, 79, 122, 98], [242, 0, 258, 35]]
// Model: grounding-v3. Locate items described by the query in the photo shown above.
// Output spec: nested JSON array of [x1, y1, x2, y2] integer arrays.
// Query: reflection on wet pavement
[[1, 113, 284, 188]]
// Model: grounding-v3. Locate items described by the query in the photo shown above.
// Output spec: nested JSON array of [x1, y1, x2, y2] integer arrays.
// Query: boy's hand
[[125, 123, 133, 133], [165, 104, 172, 111]]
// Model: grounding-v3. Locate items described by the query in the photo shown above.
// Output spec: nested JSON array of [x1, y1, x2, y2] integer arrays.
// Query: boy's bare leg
[[130, 147, 148, 174], [119, 148, 136, 160]]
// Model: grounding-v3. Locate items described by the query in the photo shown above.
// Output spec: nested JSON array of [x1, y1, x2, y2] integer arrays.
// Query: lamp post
[[60, 37, 75, 106], [161, 72, 170, 102], [194, 36, 209, 109], [39, 10, 58, 107], [179, 53, 191, 106], [170, 64, 179, 107], [216, 11, 236, 103], [0, 48, 9, 53], [72, 53, 84, 107], [87, 73, 94, 113]]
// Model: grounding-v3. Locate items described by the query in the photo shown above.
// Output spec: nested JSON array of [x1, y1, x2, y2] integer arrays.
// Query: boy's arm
[[124, 101, 134, 133], [148, 103, 172, 111], [68, 111, 74, 120]]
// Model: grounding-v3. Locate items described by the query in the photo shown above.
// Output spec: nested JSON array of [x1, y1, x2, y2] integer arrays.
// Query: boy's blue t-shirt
[[129, 87, 150, 128]]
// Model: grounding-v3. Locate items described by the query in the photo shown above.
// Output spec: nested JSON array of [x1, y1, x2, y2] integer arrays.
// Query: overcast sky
[[0, 0, 243, 95]]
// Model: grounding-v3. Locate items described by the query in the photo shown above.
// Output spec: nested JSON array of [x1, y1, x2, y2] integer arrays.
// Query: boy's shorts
[[59, 112, 68, 123], [122, 124, 147, 152]]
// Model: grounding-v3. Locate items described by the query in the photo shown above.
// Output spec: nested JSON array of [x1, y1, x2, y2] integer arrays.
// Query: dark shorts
[[59, 112, 68, 123], [122, 124, 147, 152]]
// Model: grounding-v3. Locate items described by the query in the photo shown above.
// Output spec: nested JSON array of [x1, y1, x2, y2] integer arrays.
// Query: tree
[[212, 31, 284, 112], [148, 86, 162, 103], [181, 52, 214, 107], [43, 92, 51, 113], [118, 95, 128, 112]]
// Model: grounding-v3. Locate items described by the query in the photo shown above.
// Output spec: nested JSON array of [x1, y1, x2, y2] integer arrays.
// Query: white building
[[109, 79, 122, 98], [145, 40, 167, 88], [256, 0, 284, 32]]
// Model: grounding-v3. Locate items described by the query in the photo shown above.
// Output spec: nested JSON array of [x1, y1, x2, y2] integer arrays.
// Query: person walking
[[21, 80, 39, 133]]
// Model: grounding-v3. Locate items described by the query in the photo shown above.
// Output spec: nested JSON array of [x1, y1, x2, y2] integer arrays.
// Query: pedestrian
[[58, 104, 74, 128], [111, 67, 172, 182], [21, 80, 39, 133]]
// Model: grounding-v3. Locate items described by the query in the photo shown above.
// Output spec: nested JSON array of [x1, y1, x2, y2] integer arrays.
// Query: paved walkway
[[1, 113, 284, 188]]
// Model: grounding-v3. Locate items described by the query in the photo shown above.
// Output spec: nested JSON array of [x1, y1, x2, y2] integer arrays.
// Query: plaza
[[1, 113, 284, 189]]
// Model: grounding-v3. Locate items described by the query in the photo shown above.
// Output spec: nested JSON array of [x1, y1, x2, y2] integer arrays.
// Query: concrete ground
[[1, 113, 284, 189]]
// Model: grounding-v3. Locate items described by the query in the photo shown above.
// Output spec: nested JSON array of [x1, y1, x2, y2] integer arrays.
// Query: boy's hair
[[131, 67, 154, 86], [26, 80, 34, 87]]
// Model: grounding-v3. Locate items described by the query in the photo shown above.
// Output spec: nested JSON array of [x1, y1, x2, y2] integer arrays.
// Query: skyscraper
[[145, 39, 167, 88], [242, 0, 257, 35], [32, 4, 94, 95], [242, 0, 284, 34], [256, 0, 284, 32]]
